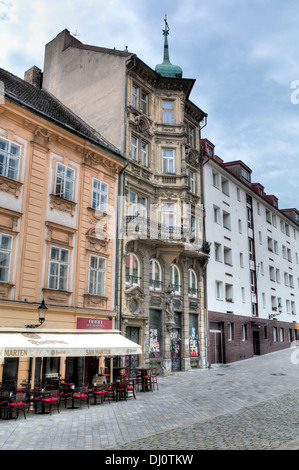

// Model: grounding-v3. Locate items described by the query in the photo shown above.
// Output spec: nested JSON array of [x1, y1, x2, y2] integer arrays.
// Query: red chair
[[8, 393, 27, 420], [42, 390, 60, 415], [72, 387, 89, 408], [28, 389, 43, 414], [115, 381, 127, 401], [126, 379, 136, 399], [151, 367, 159, 390], [93, 384, 110, 405]]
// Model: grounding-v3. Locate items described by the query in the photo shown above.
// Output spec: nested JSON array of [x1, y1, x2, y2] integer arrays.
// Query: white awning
[[0, 328, 142, 358]]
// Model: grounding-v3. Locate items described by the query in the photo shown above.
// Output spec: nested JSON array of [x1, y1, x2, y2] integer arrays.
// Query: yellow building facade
[[0, 68, 126, 388]]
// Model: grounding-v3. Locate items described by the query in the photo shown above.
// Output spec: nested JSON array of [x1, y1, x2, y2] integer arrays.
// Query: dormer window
[[241, 167, 250, 182]]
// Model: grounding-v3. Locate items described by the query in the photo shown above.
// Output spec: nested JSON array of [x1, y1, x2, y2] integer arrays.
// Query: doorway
[[209, 322, 223, 364], [125, 326, 140, 376], [171, 313, 181, 372], [253, 331, 260, 355]]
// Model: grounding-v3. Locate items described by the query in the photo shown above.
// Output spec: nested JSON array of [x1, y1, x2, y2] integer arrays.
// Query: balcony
[[125, 216, 210, 256]]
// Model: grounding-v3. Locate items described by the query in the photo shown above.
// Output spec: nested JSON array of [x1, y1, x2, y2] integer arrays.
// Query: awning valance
[[0, 328, 142, 358]]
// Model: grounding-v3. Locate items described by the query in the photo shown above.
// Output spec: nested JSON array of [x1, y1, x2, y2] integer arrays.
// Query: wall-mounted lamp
[[26, 300, 47, 328]]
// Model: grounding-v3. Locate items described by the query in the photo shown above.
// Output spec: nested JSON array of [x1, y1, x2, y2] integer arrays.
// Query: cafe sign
[[0, 329, 142, 358]]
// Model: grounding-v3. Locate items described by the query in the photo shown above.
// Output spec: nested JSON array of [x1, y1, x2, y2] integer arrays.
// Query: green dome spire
[[155, 16, 183, 78]]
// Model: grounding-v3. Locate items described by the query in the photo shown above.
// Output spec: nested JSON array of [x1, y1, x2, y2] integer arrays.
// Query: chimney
[[24, 66, 42, 88]]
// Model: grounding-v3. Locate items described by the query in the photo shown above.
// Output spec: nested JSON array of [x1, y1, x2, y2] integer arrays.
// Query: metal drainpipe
[[117, 54, 137, 334], [199, 131, 209, 368]]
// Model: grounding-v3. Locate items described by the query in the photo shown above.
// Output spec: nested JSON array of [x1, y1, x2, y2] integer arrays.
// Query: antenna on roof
[[72, 29, 80, 37]]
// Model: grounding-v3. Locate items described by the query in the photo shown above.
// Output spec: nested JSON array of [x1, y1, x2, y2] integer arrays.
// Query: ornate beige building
[[42, 21, 210, 374], [0, 66, 126, 387]]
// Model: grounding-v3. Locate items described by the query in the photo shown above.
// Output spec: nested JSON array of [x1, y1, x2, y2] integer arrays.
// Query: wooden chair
[[42, 389, 60, 415], [151, 367, 159, 390], [8, 393, 27, 420], [142, 368, 153, 392], [28, 388, 43, 414], [0, 391, 9, 419], [73, 387, 89, 408], [126, 379, 136, 399], [93, 384, 110, 405], [135, 370, 143, 392], [115, 381, 127, 401]]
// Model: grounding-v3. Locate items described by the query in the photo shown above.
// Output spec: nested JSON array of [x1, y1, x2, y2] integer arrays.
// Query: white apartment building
[[202, 139, 299, 364]]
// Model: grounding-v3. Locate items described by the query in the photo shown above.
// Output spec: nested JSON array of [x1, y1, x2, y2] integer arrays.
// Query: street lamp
[[26, 300, 48, 328]]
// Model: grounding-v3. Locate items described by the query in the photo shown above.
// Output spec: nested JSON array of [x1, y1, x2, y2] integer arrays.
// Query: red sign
[[77, 317, 113, 330]]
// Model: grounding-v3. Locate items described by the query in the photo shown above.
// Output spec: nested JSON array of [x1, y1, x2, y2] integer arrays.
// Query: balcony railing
[[125, 215, 208, 248]]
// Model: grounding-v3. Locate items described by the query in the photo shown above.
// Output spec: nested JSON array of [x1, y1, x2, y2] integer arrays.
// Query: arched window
[[169, 264, 180, 295], [149, 259, 162, 291], [125, 253, 140, 286], [188, 269, 198, 297]]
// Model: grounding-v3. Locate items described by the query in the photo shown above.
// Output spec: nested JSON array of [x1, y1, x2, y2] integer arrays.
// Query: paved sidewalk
[[0, 347, 298, 450]]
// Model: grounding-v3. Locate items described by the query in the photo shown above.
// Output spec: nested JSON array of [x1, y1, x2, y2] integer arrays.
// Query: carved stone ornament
[[0, 175, 22, 198], [49, 194, 76, 217]]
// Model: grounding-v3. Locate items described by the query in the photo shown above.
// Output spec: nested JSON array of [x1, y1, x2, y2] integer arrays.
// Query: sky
[[0, 0, 299, 210]]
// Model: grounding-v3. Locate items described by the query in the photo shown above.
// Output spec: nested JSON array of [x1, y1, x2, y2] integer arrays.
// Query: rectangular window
[[212, 172, 220, 189], [131, 136, 138, 160], [129, 191, 147, 218], [92, 178, 108, 213], [223, 211, 231, 230], [214, 205, 221, 224], [140, 141, 148, 166], [132, 85, 138, 108], [216, 281, 223, 300], [215, 243, 222, 262], [141, 91, 148, 114], [162, 149, 175, 173], [161, 202, 176, 227], [0, 233, 13, 282], [88, 255, 106, 296], [0, 137, 21, 181], [48, 246, 69, 290], [55, 163, 75, 201], [162, 100, 174, 124], [189, 170, 196, 193]]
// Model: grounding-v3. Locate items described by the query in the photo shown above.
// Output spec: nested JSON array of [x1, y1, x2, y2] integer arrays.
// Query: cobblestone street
[[0, 347, 298, 451]]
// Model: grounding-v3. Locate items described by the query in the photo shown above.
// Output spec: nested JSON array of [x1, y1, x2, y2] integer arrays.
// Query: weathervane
[[163, 14, 169, 36]]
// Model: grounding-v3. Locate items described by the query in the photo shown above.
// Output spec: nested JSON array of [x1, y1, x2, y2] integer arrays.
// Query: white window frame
[[55, 162, 75, 201], [170, 264, 180, 295], [188, 268, 198, 297], [0, 137, 21, 181], [162, 149, 175, 173], [0, 233, 13, 283], [131, 136, 138, 160], [48, 245, 69, 291], [161, 201, 176, 228], [125, 253, 140, 286], [149, 259, 162, 291], [88, 254, 106, 296], [162, 100, 174, 124], [91, 178, 108, 213]]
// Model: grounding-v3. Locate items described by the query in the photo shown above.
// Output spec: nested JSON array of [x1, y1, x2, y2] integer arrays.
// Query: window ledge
[[49, 194, 76, 216], [0, 174, 23, 198], [83, 294, 108, 309]]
